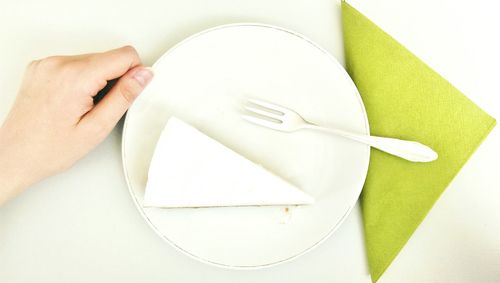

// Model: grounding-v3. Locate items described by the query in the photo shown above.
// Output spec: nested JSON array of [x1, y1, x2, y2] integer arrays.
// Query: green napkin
[[341, 2, 496, 282]]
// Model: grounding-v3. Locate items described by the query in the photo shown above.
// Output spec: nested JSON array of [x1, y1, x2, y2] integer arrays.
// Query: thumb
[[80, 66, 153, 134]]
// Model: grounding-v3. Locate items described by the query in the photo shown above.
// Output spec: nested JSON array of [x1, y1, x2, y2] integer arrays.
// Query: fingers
[[78, 66, 153, 139], [84, 46, 142, 81]]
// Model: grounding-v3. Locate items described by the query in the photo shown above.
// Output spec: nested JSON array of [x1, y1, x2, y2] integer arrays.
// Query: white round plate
[[122, 24, 370, 269]]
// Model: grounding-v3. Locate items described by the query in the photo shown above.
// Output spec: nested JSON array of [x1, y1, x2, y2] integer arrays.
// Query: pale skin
[[0, 46, 153, 206]]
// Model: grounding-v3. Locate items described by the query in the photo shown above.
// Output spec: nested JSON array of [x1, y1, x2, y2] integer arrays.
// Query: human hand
[[0, 46, 153, 205]]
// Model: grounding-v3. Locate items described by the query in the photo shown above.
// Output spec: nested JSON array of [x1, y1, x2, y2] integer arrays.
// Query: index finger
[[84, 45, 142, 81]]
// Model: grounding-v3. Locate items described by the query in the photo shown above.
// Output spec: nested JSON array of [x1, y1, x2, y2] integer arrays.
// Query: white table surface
[[0, 0, 499, 282]]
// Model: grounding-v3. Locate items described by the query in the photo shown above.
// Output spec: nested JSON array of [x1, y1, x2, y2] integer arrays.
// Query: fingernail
[[133, 67, 154, 87]]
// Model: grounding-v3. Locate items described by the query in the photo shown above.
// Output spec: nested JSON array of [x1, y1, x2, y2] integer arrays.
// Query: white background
[[0, 0, 499, 282]]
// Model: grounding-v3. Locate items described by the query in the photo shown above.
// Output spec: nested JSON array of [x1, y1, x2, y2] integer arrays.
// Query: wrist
[[0, 126, 34, 205]]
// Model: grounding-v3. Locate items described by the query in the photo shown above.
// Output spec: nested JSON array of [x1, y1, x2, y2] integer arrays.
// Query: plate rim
[[121, 22, 371, 269]]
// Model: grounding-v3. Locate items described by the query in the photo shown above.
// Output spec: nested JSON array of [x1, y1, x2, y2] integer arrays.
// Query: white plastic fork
[[242, 98, 438, 162]]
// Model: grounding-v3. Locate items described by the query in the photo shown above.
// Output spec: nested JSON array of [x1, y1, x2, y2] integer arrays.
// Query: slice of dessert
[[143, 117, 314, 208]]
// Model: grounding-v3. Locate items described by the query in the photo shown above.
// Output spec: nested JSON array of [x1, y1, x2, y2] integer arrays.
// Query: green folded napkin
[[341, 2, 496, 282]]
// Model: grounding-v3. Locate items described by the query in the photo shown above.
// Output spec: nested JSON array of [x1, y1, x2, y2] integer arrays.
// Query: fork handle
[[303, 124, 438, 162]]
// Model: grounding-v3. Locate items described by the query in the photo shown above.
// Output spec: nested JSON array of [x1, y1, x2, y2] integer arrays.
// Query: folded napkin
[[341, 2, 496, 282]]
